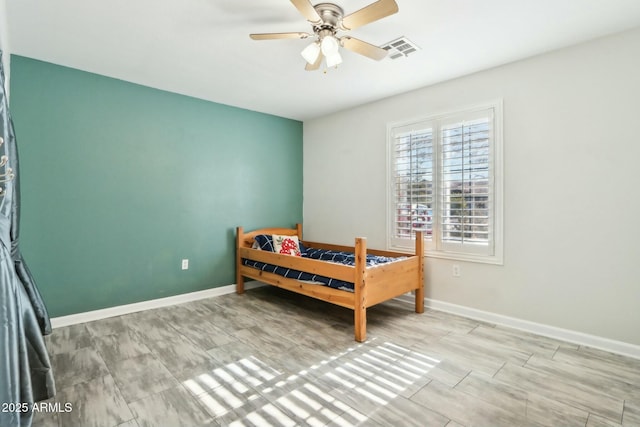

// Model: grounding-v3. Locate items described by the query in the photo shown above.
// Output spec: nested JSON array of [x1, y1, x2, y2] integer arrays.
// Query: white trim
[[397, 296, 640, 360], [50, 281, 265, 328]]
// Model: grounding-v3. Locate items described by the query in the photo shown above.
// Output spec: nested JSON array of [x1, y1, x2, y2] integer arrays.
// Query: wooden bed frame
[[236, 224, 424, 342]]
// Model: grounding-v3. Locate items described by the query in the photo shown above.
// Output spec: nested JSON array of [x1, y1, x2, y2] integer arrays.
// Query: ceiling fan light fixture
[[301, 41, 321, 64], [325, 51, 343, 68], [320, 35, 340, 56]]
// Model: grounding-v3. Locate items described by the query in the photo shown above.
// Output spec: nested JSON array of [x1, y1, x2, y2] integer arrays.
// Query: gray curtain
[[0, 51, 55, 427]]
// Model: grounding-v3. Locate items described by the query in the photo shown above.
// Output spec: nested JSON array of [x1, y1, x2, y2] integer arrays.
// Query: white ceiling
[[6, 0, 640, 121]]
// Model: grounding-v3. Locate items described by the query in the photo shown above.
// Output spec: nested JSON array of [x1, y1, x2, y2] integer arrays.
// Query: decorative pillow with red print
[[272, 234, 302, 256]]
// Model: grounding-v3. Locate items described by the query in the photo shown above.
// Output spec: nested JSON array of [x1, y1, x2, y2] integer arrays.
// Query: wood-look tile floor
[[34, 286, 640, 427]]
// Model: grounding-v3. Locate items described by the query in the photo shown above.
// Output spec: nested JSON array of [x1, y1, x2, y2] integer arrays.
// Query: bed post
[[354, 236, 367, 342], [415, 231, 425, 313], [295, 223, 303, 240], [236, 226, 245, 294]]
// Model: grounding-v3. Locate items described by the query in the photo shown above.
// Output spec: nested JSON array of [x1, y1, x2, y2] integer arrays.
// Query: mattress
[[242, 247, 404, 292]]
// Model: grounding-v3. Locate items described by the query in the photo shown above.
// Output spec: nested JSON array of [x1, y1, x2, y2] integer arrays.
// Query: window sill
[[388, 244, 503, 265]]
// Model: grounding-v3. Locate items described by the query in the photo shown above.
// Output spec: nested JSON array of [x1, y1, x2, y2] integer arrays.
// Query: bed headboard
[[236, 224, 303, 248]]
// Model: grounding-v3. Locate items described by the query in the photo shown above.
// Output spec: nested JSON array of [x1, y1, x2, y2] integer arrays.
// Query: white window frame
[[386, 100, 503, 265]]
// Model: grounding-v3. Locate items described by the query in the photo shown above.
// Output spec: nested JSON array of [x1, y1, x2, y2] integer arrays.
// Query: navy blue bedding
[[242, 246, 404, 292]]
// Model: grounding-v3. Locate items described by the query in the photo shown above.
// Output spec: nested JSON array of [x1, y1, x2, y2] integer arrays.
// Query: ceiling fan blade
[[250, 32, 310, 40], [341, 37, 388, 61], [341, 0, 399, 30], [305, 52, 324, 71], [290, 0, 322, 24]]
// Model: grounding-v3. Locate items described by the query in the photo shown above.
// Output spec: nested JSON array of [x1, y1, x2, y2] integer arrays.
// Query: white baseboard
[[50, 281, 265, 328], [52, 283, 640, 360], [411, 297, 640, 360]]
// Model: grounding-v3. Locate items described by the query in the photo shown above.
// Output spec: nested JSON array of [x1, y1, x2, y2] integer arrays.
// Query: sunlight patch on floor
[[183, 338, 440, 426]]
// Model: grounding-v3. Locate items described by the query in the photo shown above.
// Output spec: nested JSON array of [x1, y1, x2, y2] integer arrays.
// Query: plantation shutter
[[439, 108, 494, 255], [390, 122, 434, 249], [388, 101, 501, 262]]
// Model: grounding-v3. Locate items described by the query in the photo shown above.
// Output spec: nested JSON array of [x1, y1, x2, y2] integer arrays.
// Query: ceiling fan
[[250, 0, 399, 71]]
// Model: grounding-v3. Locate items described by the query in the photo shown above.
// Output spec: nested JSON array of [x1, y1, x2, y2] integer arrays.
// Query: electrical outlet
[[452, 264, 461, 277], [181, 259, 189, 270]]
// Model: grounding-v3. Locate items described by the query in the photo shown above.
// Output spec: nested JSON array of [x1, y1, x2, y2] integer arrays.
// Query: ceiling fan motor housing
[[312, 3, 344, 34]]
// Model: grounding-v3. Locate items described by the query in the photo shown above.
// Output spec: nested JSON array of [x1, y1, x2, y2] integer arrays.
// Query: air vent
[[381, 37, 420, 60]]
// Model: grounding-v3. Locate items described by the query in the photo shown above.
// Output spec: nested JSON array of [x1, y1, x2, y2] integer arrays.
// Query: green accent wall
[[9, 55, 303, 317]]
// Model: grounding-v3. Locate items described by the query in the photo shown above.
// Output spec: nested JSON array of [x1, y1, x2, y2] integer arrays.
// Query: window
[[387, 101, 503, 264]]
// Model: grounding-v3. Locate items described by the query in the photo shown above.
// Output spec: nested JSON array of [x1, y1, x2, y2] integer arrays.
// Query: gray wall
[[304, 27, 640, 347], [0, 0, 9, 87]]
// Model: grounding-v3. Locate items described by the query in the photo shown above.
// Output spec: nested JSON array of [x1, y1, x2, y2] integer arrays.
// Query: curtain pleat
[[0, 50, 55, 427]]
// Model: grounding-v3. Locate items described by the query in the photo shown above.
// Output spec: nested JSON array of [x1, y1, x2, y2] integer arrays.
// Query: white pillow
[[272, 234, 302, 256]]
